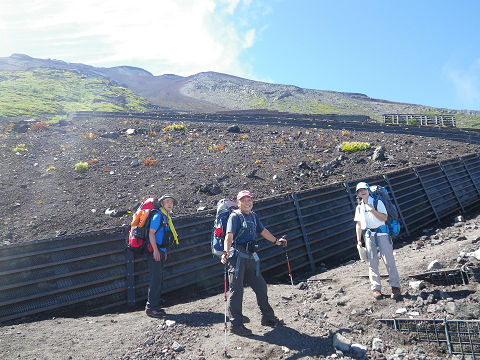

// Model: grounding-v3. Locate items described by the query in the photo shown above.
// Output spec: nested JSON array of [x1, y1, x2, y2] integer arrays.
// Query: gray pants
[[146, 251, 165, 311], [227, 252, 275, 327], [365, 232, 401, 291]]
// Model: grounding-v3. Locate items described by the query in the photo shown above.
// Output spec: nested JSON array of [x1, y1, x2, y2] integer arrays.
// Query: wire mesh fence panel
[[378, 318, 480, 358], [416, 163, 460, 218], [386, 169, 431, 234], [0, 229, 127, 322], [447, 320, 480, 357], [440, 159, 475, 209], [297, 184, 359, 265], [410, 268, 470, 286]]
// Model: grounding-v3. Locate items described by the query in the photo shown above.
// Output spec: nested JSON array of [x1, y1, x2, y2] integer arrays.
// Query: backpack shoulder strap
[[148, 209, 163, 232], [250, 211, 258, 232], [231, 210, 246, 244]]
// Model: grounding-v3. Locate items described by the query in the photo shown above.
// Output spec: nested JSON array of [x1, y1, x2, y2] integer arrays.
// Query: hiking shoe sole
[[230, 326, 253, 336], [391, 287, 401, 300], [373, 291, 382, 300], [146, 309, 166, 318], [261, 317, 285, 327]]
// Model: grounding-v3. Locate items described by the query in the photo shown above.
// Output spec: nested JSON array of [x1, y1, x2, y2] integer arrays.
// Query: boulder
[[372, 146, 386, 161], [172, 341, 184, 352], [409, 280, 426, 291], [198, 183, 222, 196], [427, 260, 443, 270], [227, 125, 240, 133], [371, 337, 383, 352], [100, 131, 120, 139]]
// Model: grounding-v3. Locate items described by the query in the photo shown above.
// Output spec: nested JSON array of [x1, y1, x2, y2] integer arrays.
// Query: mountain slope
[[0, 68, 150, 120], [1, 54, 479, 126]]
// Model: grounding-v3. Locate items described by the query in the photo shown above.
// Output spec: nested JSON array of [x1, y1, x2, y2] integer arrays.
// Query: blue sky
[[1, 0, 479, 110]]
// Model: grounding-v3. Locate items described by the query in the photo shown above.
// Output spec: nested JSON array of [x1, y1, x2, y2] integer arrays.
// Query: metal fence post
[[413, 168, 441, 224], [291, 193, 316, 272], [126, 248, 136, 307], [343, 182, 357, 210], [462, 158, 480, 197], [444, 319, 454, 355], [438, 162, 466, 213]]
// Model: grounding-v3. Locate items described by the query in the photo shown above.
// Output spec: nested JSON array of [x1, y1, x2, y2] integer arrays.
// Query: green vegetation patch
[[12, 144, 28, 153], [305, 99, 344, 114], [74, 161, 89, 173], [162, 123, 187, 132], [340, 141, 371, 153], [0, 69, 150, 120], [246, 94, 344, 115]]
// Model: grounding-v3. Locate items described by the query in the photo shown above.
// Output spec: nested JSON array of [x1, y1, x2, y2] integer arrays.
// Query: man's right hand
[[221, 253, 228, 264]]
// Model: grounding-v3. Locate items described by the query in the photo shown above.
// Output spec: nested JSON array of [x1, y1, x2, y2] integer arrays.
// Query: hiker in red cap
[[221, 190, 287, 336]]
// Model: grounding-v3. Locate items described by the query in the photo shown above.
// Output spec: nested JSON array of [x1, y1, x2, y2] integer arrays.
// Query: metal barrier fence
[[2, 152, 480, 323], [378, 318, 480, 359], [66, 111, 480, 146], [383, 114, 456, 127], [68, 111, 371, 124]]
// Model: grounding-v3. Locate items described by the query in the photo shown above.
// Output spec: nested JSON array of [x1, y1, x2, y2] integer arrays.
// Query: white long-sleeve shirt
[[354, 196, 387, 234]]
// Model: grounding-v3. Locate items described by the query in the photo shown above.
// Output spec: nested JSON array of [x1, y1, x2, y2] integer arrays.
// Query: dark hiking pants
[[227, 252, 275, 327], [146, 251, 165, 311]]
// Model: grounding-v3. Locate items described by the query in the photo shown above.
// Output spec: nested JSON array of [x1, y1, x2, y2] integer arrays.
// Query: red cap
[[237, 190, 253, 200]]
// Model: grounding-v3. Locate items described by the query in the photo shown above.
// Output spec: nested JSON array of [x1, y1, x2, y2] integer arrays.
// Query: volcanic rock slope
[[1, 114, 479, 245], [3, 54, 477, 121]]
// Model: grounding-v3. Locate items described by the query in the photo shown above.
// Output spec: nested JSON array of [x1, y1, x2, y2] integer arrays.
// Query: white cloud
[[243, 29, 256, 49], [0, 0, 266, 78], [443, 59, 480, 109]]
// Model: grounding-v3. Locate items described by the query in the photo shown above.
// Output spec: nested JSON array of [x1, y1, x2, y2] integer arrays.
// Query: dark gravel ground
[[1, 116, 479, 245]]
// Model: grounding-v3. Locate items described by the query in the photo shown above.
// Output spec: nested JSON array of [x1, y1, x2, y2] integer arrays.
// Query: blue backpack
[[369, 185, 401, 237], [211, 199, 238, 257]]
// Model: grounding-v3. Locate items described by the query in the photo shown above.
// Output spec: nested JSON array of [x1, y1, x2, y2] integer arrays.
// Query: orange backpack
[[127, 198, 160, 253]]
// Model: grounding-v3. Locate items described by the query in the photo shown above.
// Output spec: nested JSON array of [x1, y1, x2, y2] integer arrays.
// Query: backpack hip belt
[[233, 249, 260, 279], [363, 227, 382, 234], [233, 242, 257, 254]]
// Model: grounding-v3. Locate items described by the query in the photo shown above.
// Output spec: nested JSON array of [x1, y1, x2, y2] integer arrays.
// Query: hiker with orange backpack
[[145, 194, 179, 318]]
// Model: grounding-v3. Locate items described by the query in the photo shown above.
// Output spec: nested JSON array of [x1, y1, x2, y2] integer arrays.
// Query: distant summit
[[0, 54, 477, 124]]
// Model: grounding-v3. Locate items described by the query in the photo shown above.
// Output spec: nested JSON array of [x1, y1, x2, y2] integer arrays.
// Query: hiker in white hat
[[354, 182, 401, 300]]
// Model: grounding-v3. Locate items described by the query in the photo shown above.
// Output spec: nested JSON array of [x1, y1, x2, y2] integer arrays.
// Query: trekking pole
[[280, 236, 294, 286], [284, 248, 294, 286], [223, 263, 228, 358]]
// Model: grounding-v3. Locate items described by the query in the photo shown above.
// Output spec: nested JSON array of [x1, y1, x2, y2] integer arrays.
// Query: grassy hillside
[[1, 62, 480, 128], [0, 69, 150, 121]]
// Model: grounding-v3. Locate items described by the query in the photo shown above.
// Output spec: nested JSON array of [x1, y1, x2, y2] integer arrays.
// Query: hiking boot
[[261, 316, 285, 327], [391, 287, 401, 300], [146, 308, 166, 318], [373, 290, 382, 300], [229, 325, 253, 336]]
